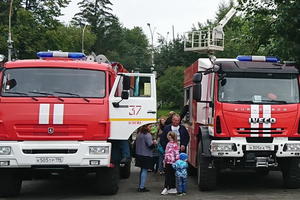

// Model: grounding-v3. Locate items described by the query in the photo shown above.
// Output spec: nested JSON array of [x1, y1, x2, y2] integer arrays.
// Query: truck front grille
[[246, 137, 273, 143], [237, 128, 284, 134], [22, 149, 78, 154]]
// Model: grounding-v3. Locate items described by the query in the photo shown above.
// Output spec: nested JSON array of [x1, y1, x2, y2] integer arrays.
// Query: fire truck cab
[[0, 51, 157, 196], [184, 56, 300, 190]]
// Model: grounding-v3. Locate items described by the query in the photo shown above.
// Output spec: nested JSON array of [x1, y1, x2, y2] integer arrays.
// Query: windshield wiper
[[224, 100, 288, 104], [224, 100, 254, 104], [28, 91, 53, 96], [53, 91, 90, 102], [260, 99, 288, 104], [27, 91, 64, 102], [3, 91, 38, 101]]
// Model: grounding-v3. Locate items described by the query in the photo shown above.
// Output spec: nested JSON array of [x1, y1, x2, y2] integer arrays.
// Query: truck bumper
[[0, 141, 111, 168], [210, 137, 300, 158]]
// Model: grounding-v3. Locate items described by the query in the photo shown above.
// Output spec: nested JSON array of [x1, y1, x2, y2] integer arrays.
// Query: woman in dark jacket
[[135, 124, 157, 192]]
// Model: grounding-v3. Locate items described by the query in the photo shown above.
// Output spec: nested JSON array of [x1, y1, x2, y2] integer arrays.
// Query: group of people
[[134, 111, 190, 196]]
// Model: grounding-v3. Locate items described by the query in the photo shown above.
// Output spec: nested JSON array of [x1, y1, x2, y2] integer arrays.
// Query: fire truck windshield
[[1, 68, 106, 98], [218, 73, 299, 104]]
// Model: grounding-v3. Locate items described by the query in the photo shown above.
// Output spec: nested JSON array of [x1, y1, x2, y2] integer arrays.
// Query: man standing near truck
[[160, 114, 190, 153]]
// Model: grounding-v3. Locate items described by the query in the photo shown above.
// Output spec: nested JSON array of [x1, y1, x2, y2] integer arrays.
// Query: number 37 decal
[[129, 105, 142, 115]]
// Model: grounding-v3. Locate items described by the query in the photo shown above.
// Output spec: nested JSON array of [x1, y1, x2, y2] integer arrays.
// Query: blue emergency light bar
[[37, 51, 86, 59], [236, 55, 280, 63]]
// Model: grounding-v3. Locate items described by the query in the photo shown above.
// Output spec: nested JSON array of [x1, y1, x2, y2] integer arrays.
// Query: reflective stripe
[[263, 105, 271, 132], [263, 134, 271, 137], [39, 104, 50, 124], [110, 118, 156, 121], [250, 105, 259, 132], [53, 104, 64, 124], [250, 134, 259, 137]]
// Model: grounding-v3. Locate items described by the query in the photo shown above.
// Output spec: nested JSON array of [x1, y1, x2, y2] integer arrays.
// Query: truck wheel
[[197, 142, 217, 191], [95, 166, 119, 195], [0, 172, 22, 197], [120, 161, 131, 179], [282, 158, 300, 189]]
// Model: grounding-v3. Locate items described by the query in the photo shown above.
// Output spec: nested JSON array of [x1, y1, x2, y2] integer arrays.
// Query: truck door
[[109, 73, 157, 140]]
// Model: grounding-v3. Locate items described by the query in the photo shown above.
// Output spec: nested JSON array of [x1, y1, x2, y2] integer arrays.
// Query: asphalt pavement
[[4, 164, 300, 200]]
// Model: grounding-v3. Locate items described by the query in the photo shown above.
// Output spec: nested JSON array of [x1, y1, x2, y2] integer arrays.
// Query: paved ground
[[4, 164, 300, 200]]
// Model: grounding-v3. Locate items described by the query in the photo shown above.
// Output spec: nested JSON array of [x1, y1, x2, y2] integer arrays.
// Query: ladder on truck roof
[[184, 0, 249, 54]]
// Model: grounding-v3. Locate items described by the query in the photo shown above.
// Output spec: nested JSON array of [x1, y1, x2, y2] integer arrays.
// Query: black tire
[[197, 141, 217, 191], [0, 171, 22, 197], [120, 161, 131, 179], [255, 168, 269, 176], [95, 166, 119, 195], [282, 158, 300, 189]]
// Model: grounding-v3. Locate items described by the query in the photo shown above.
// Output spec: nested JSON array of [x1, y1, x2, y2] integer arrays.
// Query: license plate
[[246, 144, 274, 151], [36, 157, 63, 164]]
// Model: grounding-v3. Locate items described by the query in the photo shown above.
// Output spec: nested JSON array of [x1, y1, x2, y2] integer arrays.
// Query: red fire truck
[[0, 51, 157, 196], [184, 56, 300, 190]]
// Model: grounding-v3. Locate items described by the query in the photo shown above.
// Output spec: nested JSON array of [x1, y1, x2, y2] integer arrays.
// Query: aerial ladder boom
[[212, 6, 237, 40], [184, 0, 248, 53]]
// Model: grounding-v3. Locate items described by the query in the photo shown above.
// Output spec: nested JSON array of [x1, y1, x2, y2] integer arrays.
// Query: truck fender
[[199, 126, 212, 157]]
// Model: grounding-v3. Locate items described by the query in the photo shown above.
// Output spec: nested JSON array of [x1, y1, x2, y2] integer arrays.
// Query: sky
[[60, 0, 227, 44]]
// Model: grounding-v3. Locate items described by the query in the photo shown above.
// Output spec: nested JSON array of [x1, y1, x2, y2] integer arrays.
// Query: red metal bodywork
[[1, 59, 117, 141], [184, 59, 300, 167]]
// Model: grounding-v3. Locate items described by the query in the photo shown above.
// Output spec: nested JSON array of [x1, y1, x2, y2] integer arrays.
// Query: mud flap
[[199, 126, 212, 157]]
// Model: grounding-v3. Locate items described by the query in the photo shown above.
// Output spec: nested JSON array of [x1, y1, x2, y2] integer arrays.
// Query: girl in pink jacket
[[161, 131, 179, 195]]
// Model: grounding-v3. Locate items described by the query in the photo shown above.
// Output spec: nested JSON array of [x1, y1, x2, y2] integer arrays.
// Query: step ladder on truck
[[0, 51, 157, 196], [183, 0, 300, 191]]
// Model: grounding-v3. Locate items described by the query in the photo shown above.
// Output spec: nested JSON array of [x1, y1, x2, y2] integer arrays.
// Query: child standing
[[161, 131, 179, 195], [172, 153, 188, 196]]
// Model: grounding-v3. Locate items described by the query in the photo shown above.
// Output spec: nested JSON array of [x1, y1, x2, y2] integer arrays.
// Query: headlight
[[89, 146, 109, 155], [0, 146, 11, 155], [284, 144, 300, 151], [210, 143, 235, 152]]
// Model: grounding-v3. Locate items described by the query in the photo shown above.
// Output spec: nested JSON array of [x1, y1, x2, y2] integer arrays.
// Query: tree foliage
[[72, 0, 150, 72], [241, 0, 300, 62], [157, 66, 185, 108], [154, 37, 199, 76]]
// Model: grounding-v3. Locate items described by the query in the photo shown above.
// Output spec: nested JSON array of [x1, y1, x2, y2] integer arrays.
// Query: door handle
[[147, 110, 156, 114]]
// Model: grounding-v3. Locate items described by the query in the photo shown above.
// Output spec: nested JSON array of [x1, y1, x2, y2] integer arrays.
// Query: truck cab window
[[1, 68, 106, 98], [115, 76, 151, 98], [218, 73, 299, 104]]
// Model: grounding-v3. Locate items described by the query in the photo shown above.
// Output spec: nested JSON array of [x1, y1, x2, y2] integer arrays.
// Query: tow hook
[[256, 157, 269, 167], [256, 157, 278, 168]]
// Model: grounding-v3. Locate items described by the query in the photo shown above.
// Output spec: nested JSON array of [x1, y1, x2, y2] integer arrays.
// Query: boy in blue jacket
[[172, 153, 188, 196]]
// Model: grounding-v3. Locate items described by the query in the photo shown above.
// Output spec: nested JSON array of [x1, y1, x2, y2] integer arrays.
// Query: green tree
[[157, 66, 185, 108], [44, 25, 96, 53], [240, 0, 300, 62], [0, 0, 71, 58], [73, 1, 151, 72], [154, 38, 199, 76]]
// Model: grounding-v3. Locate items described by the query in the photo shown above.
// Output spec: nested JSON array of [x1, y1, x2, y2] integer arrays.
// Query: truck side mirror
[[121, 91, 129, 99], [193, 83, 202, 102], [0, 54, 5, 67], [193, 73, 202, 83], [0, 55, 5, 62], [122, 76, 130, 90], [193, 73, 202, 102]]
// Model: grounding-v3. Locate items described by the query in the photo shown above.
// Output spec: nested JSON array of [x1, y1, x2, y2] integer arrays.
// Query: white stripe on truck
[[53, 104, 64, 124], [39, 104, 50, 124]]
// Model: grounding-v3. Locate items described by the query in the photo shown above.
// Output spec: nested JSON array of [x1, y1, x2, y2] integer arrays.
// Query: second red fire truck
[[184, 55, 300, 190]]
